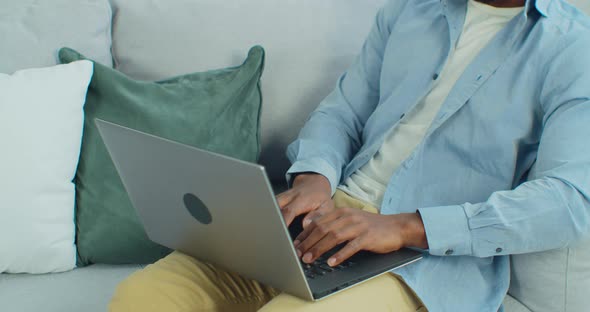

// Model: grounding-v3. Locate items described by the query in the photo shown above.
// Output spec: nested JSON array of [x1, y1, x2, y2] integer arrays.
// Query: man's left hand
[[294, 208, 428, 266]]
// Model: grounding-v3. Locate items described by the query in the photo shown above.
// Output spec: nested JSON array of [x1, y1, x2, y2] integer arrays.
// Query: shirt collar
[[527, 0, 550, 17]]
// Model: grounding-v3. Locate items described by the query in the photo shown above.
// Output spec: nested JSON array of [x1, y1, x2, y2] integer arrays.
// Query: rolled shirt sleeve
[[285, 1, 405, 191], [286, 157, 340, 195]]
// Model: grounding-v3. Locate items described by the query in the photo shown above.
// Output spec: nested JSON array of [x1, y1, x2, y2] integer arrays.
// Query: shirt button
[[433, 73, 439, 80], [445, 249, 454, 256], [496, 248, 503, 253]]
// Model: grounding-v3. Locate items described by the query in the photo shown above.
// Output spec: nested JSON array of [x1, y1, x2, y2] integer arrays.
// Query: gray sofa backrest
[[569, 0, 590, 13], [108, 0, 386, 183]]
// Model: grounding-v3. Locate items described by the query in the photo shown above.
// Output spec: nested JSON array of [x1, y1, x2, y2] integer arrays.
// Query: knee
[[109, 255, 211, 312], [109, 267, 172, 312]]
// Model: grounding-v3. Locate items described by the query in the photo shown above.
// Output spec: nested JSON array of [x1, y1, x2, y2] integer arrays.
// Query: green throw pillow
[[59, 46, 265, 265]]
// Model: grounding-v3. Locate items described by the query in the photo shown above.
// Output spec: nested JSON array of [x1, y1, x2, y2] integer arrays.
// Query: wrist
[[293, 173, 331, 194], [399, 212, 429, 249]]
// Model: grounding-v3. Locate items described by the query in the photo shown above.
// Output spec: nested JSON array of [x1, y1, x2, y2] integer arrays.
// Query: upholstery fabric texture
[[509, 238, 590, 312], [0, 264, 143, 312], [58, 46, 265, 265], [0, 0, 112, 73]]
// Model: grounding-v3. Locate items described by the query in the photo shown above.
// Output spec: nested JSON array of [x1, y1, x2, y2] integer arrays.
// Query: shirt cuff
[[418, 205, 472, 257], [286, 158, 339, 196]]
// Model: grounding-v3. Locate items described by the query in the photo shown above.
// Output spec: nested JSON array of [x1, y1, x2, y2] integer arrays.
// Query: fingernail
[[328, 257, 336, 267], [303, 219, 311, 227], [296, 249, 302, 257], [293, 240, 300, 246], [303, 253, 312, 263]]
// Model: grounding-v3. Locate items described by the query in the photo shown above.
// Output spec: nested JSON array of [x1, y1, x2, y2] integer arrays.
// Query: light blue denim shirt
[[286, 0, 590, 310]]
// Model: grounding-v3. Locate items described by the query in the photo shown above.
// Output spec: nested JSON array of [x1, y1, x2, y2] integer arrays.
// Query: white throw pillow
[[0, 61, 93, 274]]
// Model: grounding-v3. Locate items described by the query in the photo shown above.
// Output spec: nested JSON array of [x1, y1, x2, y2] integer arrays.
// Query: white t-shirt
[[340, 0, 523, 209]]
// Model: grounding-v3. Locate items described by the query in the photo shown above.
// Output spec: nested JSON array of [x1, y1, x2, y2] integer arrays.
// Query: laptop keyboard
[[301, 253, 356, 279]]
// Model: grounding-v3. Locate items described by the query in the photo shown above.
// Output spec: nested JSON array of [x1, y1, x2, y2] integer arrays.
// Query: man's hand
[[294, 208, 428, 266], [276, 173, 333, 227]]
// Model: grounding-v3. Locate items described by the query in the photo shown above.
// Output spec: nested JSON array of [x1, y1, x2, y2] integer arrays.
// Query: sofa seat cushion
[[0, 264, 142, 312], [504, 294, 533, 312], [0, 264, 531, 312]]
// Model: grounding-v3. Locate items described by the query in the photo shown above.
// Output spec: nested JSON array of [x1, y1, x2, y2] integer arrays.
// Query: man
[[110, 0, 590, 311]]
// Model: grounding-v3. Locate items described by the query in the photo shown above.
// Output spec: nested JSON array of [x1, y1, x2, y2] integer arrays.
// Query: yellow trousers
[[109, 190, 427, 312]]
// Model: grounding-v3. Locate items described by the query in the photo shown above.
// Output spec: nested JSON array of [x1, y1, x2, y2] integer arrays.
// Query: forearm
[[387, 213, 429, 250]]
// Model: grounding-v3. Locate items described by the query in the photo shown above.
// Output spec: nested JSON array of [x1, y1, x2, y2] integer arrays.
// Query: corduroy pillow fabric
[[59, 46, 265, 265]]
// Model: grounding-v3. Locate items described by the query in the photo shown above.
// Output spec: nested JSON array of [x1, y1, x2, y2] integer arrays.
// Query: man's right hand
[[276, 173, 333, 227]]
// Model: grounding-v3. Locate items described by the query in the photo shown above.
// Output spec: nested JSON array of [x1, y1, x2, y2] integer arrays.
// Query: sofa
[[1, 0, 589, 311]]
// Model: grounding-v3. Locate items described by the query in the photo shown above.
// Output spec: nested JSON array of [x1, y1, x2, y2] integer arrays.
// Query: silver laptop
[[95, 119, 422, 301]]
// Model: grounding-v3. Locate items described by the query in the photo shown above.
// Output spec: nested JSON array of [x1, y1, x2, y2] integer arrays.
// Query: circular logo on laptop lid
[[183, 193, 213, 224]]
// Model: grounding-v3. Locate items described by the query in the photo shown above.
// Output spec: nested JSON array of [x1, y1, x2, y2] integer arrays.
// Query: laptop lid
[[95, 119, 314, 300]]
